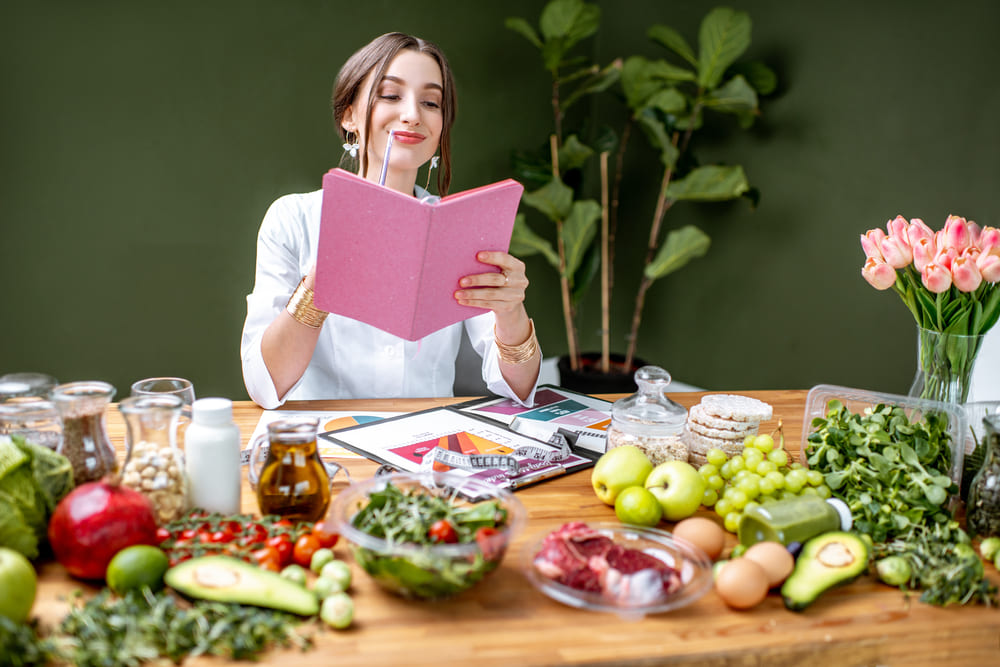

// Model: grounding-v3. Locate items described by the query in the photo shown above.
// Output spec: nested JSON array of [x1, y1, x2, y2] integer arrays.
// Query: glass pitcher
[[119, 395, 188, 523], [248, 417, 338, 522], [966, 413, 1000, 539], [51, 381, 117, 484]]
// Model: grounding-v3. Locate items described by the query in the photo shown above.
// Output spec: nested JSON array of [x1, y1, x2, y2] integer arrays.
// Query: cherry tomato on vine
[[155, 527, 172, 544], [251, 546, 282, 572], [428, 520, 458, 544], [267, 535, 294, 567], [311, 520, 340, 549], [293, 534, 322, 568]]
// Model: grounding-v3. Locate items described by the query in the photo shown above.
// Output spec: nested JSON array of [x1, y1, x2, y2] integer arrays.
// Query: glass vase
[[966, 413, 1000, 539], [907, 326, 984, 405]]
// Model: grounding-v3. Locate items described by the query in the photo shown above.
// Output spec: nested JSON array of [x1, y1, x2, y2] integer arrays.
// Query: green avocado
[[164, 556, 319, 616], [781, 531, 868, 611]]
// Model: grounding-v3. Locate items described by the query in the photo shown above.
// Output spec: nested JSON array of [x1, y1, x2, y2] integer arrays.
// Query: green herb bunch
[[805, 399, 997, 606]]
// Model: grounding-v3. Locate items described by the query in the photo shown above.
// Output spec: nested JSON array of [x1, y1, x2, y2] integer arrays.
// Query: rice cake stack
[[685, 394, 773, 467]]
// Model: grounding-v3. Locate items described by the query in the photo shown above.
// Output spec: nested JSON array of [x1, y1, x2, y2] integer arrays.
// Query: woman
[[241, 33, 540, 409]]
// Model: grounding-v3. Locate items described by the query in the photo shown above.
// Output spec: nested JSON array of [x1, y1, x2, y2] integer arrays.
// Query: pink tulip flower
[[886, 215, 910, 239], [969, 221, 982, 246], [951, 255, 983, 292], [907, 218, 934, 248], [912, 237, 937, 272], [860, 229, 886, 260], [862, 257, 897, 290], [879, 235, 913, 268], [978, 248, 1000, 283], [933, 246, 958, 271], [979, 226, 1000, 253], [921, 262, 953, 293], [942, 214, 972, 252]]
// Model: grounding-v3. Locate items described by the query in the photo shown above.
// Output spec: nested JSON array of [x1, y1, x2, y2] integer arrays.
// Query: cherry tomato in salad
[[311, 520, 340, 549], [428, 520, 458, 544], [474, 526, 502, 560], [293, 534, 322, 568]]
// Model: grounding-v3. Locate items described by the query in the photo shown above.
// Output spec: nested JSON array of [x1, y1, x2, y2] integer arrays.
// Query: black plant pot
[[556, 352, 649, 395]]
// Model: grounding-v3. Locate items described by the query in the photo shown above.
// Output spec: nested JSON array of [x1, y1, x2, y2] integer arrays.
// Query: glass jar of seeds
[[119, 394, 188, 523], [966, 412, 1000, 539], [606, 366, 688, 465], [51, 381, 118, 484]]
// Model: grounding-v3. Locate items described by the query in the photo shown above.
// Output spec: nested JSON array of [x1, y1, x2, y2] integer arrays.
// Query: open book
[[314, 168, 524, 341]]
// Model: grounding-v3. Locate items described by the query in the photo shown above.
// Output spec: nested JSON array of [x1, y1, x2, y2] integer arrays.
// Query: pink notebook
[[314, 168, 524, 341]]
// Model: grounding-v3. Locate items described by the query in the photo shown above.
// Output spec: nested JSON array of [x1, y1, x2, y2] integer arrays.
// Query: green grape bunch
[[697, 428, 831, 533]]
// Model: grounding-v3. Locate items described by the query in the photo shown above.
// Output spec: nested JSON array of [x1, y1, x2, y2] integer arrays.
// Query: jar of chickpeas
[[118, 395, 188, 523]]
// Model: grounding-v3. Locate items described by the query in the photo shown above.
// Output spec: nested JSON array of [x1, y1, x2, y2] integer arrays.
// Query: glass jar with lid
[[0, 398, 63, 450], [607, 366, 688, 465]]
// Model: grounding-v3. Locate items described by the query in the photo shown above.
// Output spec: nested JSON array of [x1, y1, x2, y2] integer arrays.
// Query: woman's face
[[345, 50, 444, 184]]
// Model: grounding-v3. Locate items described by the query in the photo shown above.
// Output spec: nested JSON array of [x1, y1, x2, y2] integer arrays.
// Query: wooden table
[[32, 390, 1000, 666]]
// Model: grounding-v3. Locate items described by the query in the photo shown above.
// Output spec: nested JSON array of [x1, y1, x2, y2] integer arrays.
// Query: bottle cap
[[826, 497, 853, 531], [192, 397, 233, 425]]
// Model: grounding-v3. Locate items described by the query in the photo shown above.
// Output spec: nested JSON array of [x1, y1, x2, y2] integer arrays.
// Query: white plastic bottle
[[184, 397, 242, 514]]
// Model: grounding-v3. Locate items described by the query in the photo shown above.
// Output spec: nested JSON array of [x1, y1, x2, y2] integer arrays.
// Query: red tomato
[[209, 530, 235, 544], [311, 521, 340, 549], [266, 535, 294, 567], [475, 526, 502, 560], [428, 520, 458, 544], [155, 527, 172, 544], [251, 546, 282, 572], [293, 534, 322, 568], [180, 528, 197, 540]]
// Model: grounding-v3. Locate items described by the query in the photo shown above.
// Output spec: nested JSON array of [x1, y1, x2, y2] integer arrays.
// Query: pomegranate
[[48, 478, 159, 580]]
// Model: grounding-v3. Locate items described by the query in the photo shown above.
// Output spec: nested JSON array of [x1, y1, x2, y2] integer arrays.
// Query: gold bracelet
[[495, 319, 539, 365], [286, 278, 329, 328]]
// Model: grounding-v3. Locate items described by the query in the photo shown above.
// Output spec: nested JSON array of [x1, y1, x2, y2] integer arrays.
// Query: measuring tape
[[418, 430, 576, 477]]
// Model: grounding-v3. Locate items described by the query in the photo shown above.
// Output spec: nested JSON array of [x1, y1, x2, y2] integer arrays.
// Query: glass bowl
[[326, 471, 526, 600], [521, 522, 713, 621]]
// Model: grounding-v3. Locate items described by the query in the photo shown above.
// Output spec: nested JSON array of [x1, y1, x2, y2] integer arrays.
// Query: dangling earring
[[342, 131, 359, 159], [424, 155, 439, 190]]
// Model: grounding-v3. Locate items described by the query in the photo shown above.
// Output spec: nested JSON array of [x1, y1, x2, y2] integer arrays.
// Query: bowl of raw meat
[[522, 521, 714, 620]]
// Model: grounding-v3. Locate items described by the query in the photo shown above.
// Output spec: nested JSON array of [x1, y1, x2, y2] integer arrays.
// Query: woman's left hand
[[454, 251, 528, 316]]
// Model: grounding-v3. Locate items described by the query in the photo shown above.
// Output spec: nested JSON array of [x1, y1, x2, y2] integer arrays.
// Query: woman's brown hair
[[332, 32, 456, 195]]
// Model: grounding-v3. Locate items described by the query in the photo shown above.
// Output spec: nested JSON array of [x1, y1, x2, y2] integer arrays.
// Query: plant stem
[[609, 116, 632, 291], [600, 151, 610, 373], [550, 134, 579, 370]]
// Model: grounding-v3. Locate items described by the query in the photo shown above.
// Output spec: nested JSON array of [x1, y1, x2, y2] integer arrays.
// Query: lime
[[106, 545, 170, 594], [614, 486, 662, 527]]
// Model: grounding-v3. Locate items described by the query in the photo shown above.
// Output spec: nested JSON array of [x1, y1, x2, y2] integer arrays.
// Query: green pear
[[591, 445, 654, 506]]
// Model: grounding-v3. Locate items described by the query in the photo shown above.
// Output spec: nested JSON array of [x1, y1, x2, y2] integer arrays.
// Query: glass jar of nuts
[[119, 394, 188, 523]]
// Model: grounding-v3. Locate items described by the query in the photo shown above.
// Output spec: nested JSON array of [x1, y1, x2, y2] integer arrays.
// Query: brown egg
[[743, 541, 795, 588], [714, 558, 769, 609], [673, 517, 726, 561]]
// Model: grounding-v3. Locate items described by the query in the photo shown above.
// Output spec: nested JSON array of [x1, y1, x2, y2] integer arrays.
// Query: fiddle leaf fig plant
[[507, 2, 776, 378]]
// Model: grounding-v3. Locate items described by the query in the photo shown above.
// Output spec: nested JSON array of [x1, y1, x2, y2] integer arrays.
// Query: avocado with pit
[[781, 531, 868, 611], [165, 555, 319, 616]]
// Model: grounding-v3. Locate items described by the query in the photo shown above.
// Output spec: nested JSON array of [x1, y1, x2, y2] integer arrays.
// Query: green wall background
[[2, 0, 997, 401]]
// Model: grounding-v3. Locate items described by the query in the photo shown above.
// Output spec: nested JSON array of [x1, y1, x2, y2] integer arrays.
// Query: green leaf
[[571, 243, 601, 305], [621, 56, 696, 110], [728, 61, 778, 95], [522, 177, 574, 221], [634, 108, 679, 169], [697, 7, 752, 89], [562, 62, 621, 111], [665, 165, 749, 201], [646, 87, 687, 115], [702, 75, 758, 114], [648, 24, 697, 66], [645, 225, 711, 281], [509, 214, 559, 268], [540, 0, 600, 42], [504, 17, 542, 49], [558, 134, 594, 171], [562, 200, 601, 278]]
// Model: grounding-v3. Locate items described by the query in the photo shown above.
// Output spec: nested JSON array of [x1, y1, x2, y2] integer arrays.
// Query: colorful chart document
[[314, 168, 524, 340]]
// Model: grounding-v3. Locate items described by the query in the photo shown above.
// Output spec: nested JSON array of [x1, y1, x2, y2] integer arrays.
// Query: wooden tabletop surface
[[31, 390, 1000, 666]]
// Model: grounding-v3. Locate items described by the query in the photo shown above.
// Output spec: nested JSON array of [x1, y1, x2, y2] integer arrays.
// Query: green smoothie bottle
[[738, 496, 852, 547]]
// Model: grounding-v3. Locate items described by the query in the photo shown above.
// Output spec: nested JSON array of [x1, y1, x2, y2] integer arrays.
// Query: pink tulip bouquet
[[860, 214, 1000, 402]]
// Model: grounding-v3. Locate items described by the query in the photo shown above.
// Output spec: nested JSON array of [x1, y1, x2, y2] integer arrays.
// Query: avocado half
[[781, 531, 868, 611], [165, 555, 319, 616]]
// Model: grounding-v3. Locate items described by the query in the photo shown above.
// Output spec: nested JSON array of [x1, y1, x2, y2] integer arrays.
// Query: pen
[[378, 130, 396, 186]]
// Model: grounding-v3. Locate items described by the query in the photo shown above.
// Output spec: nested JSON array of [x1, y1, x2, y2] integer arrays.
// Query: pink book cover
[[314, 168, 524, 341]]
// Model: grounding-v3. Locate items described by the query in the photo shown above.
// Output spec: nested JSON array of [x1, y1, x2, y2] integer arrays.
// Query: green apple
[[614, 486, 663, 526], [644, 460, 707, 521], [591, 445, 654, 506], [0, 546, 37, 624]]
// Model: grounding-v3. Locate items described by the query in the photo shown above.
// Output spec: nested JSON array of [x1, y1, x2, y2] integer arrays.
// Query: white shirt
[[240, 188, 538, 409]]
